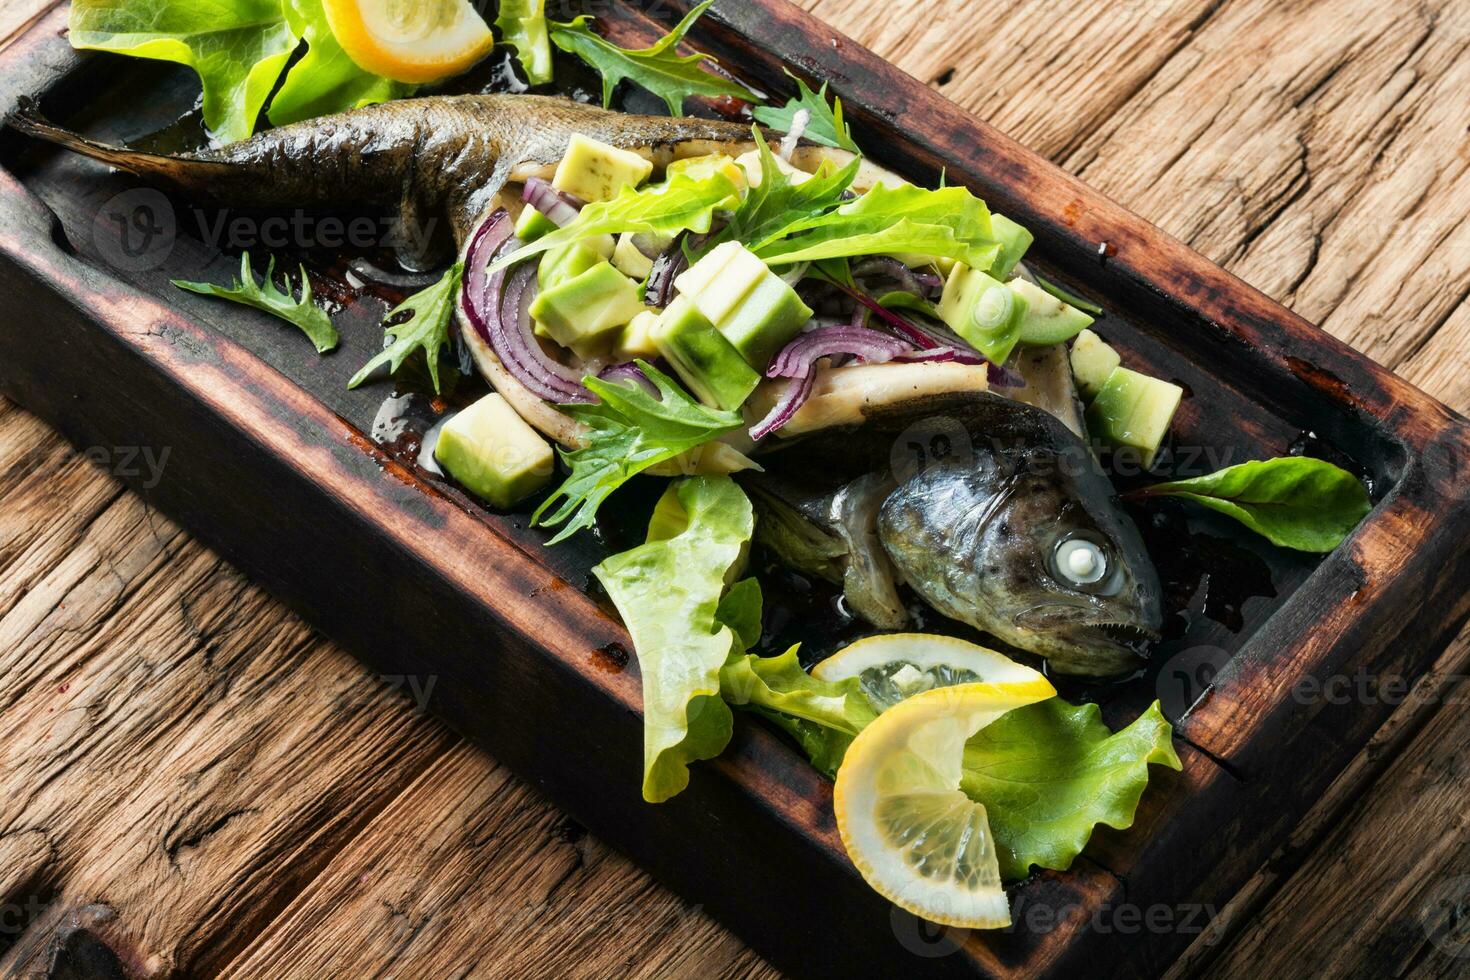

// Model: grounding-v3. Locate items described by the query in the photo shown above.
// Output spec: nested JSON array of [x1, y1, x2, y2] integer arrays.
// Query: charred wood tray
[[3, 2, 1470, 976]]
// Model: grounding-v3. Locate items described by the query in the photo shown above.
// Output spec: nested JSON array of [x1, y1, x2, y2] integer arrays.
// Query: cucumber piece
[[1085, 367, 1183, 467], [434, 394, 554, 508], [651, 297, 762, 410], [990, 213, 1034, 280], [936, 263, 1027, 365], [1009, 278, 1094, 346], [1069, 329, 1121, 401]]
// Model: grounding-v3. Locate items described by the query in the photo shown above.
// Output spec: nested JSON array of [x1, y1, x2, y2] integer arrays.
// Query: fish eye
[[1052, 537, 1109, 588]]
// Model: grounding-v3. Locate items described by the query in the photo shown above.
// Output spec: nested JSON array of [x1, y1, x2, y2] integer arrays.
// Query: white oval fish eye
[[1055, 538, 1107, 585]]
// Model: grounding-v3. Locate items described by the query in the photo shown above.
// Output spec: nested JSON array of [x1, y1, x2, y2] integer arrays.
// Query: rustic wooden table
[[2, 0, 1468, 976]]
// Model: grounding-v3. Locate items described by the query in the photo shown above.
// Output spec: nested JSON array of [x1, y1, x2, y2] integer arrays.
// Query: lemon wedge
[[814, 633, 1043, 712], [833, 677, 1055, 928], [324, 0, 495, 83]]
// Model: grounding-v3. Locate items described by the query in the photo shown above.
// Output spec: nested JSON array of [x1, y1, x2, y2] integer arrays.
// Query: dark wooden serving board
[[2, 2, 1469, 976]]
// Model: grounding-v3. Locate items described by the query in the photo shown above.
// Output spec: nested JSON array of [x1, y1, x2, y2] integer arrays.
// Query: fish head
[[874, 398, 1162, 677]]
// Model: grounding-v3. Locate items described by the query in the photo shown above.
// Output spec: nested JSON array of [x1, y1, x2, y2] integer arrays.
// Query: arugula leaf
[[960, 699, 1180, 880], [71, 0, 299, 143], [173, 252, 339, 353], [348, 262, 464, 393], [1130, 457, 1371, 552], [704, 129, 859, 257], [752, 72, 859, 153], [549, 1, 759, 116], [593, 476, 753, 802], [534, 361, 742, 543], [267, 0, 415, 126], [491, 169, 739, 272], [497, 0, 553, 85], [755, 182, 1001, 269]]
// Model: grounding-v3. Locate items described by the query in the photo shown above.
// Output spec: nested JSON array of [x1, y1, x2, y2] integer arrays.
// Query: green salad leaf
[[960, 699, 1180, 880], [550, 1, 760, 116], [348, 262, 464, 394], [593, 476, 753, 802], [715, 577, 765, 653], [497, 0, 553, 85], [71, 0, 299, 143], [700, 129, 858, 258], [725, 651, 1178, 880], [173, 252, 339, 353], [755, 182, 1001, 269], [492, 169, 740, 272], [267, 0, 414, 126], [1130, 457, 1371, 552], [534, 362, 742, 544], [752, 72, 859, 153]]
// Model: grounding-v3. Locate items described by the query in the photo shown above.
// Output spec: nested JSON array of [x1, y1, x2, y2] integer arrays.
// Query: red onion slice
[[461, 209, 593, 404], [523, 176, 583, 227], [766, 324, 913, 379], [598, 361, 661, 398], [749, 371, 816, 441]]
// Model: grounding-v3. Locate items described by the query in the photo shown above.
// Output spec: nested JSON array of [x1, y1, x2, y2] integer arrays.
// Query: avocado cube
[[552, 134, 654, 202], [1010, 278, 1094, 346], [1085, 367, 1183, 467], [990, 213, 1034, 280], [612, 234, 655, 280], [614, 310, 663, 360], [716, 272, 813, 368], [651, 297, 761, 410], [937, 263, 1027, 365], [538, 237, 615, 292], [1069, 329, 1121, 401], [515, 207, 559, 243], [674, 241, 768, 322], [529, 262, 645, 357], [434, 393, 554, 508]]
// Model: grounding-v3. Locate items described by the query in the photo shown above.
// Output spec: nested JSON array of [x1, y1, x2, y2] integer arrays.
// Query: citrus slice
[[834, 678, 1055, 928], [814, 633, 1043, 712], [323, 0, 495, 83]]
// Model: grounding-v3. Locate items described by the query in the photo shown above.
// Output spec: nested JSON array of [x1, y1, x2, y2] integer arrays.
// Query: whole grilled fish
[[746, 386, 1163, 677]]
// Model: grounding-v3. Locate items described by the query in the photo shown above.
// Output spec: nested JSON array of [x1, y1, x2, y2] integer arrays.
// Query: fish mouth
[[1080, 621, 1162, 652]]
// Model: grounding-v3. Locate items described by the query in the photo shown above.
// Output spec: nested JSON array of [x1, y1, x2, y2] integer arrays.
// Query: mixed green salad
[[70, 0, 1374, 931]]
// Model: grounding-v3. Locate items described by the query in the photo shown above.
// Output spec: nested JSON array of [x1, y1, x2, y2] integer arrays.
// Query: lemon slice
[[834, 679, 1055, 928], [814, 634, 1042, 712], [324, 0, 495, 83]]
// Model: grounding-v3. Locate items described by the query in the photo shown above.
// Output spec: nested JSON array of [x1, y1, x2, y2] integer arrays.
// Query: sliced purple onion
[[598, 361, 660, 398], [461, 209, 592, 404], [523, 176, 582, 227], [749, 371, 816, 441], [851, 256, 943, 298], [645, 236, 689, 308], [767, 324, 912, 379]]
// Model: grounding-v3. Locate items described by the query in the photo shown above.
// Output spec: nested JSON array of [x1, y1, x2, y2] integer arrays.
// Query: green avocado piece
[[612, 233, 656, 280], [529, 261, 645, 358], [936, 263, 1027, 365], [434, 393, 554, 508], [717, 273, 814, 369], [515, 207, 559, 243], [1085, 366, 1184, 467], [1069, 329, 1121, 401], [537, 238, 614, 292], [989, 213, 1034, 280], [652, 296, 762, 410], [1010, 278, 1094, 346]]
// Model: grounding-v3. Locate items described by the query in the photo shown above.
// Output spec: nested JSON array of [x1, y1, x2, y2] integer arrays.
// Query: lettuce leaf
[[267, 0, 414, 126], [172, 251, 339, 353], [534, 362, 742, 543], [71, 0, 299, 143], [724, 650, 1179, 880], [752, 72, 859, 153], [754, 183, 1001, 270], [961, 699, 1181, 880], [491, 169, 740, 272], [550, 1, 759, 116], [497, 0, 553, 86], [593, 477, 753, 802]]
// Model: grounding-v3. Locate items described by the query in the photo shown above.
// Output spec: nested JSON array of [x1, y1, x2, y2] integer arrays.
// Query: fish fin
[[6, 98, 234, 190]]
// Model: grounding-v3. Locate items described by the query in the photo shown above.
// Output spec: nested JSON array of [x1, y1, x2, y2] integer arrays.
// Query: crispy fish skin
[[8, 94, 763, 250]]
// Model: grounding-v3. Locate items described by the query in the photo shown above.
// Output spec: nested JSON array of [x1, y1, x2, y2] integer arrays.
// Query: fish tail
[[6, 98, 233, 191]]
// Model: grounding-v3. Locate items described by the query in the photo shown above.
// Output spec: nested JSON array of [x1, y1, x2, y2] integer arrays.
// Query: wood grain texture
[[0, 1, 1468, 979]]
